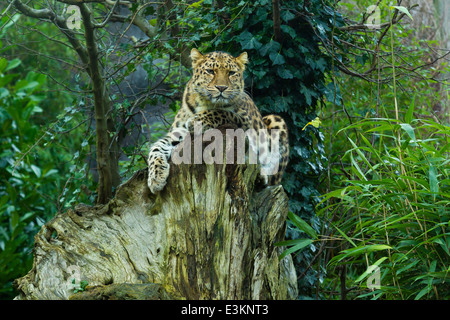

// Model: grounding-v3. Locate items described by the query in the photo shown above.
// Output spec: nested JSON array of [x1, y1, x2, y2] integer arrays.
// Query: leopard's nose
[[215, 85, 228, 92]]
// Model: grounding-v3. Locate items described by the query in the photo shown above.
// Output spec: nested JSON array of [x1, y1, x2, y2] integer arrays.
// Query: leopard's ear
[[190, 48, 204, 68], [235, 52, 248, 70]]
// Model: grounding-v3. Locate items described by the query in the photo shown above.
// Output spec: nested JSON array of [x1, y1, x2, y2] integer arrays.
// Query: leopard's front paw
[[259, 173, 269, 185], [259, 155, 280, 185], [147, 157, 170, 193]]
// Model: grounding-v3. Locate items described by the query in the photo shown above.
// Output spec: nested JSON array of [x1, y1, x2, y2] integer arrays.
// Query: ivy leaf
[[281, 10, 296, 22], [259, 40, 281, 57], [355, 54, 369, 66], [252, 69, 267, 80], [277, 66, 293, 79], [269, 52, 285, 65], [238, 31, 262, 50], [300, 84, 314, 105], [313, 57, 327, 72], [281, 24, 296, 38]]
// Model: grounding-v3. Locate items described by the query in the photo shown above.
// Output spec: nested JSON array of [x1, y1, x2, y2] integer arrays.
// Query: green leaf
[[329, 245, 392, 265], [187, 0, 204, 9], [429, 165, 439, 198], [405, 96, 415, 123], [269, 52, 285, 65], [288, 211, 318, 239], [275, 238, 311, 247], [277, 66, 293, 79], [396, 260, 420, 276], [300, 84, 313, 105], [415, 286, 432, 300], [392, 6, 413, 21], [280, 24, 296, 38], [355, 257, 387, 283], [348, 137, 376, 173], [10, 209, 19, 231], [44, 169, 59, 177], [278, 239, 313, 260], [0, 74, 15, 87], [0, 58, 7, 73], [400, 123, 416, 142], [349, 152, 367, 181], [259, 40, 281, 56], [355, 54, 369, 66], [16, 80, 39, 92], [5, 58, 21, 71], [331, 222, 357, 247], [30, 164, 41, 178], [239, 31, 262, 50], [0, 87, 9, 99], [343, 245, 392, 257], [281, 10, 295, 22]]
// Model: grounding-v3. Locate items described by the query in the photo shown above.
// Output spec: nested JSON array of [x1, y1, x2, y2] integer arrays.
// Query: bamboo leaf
[[275, 238, 312, 247], [288, 211, 318, 239], [400, 123, 416, 142], [355, 257, 387, 283], [278, 239, 313, 260], [330, 245, 392, 265], [349, 152, 367, 181], [331, 223, 357, 247], [415, 286, 432, 300], [405, 96, 415, 123], [428, 165, 439, 199]]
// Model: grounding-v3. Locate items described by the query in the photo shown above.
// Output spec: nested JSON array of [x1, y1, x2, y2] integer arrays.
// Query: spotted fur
[[147, 49, 289, 193]]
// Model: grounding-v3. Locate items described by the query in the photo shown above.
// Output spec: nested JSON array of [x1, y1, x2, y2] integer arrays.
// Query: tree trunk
[[14, 131, 298, 300], [79, 4, 120, 204]]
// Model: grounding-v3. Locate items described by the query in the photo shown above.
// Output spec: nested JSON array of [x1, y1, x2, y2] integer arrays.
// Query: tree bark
[[14, 132, 298, 300], [79, 4, 120, 204], [272, 0, 282, 42]]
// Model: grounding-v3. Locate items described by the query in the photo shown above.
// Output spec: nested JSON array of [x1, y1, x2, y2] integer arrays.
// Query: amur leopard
[[147, 48, 289, 193]]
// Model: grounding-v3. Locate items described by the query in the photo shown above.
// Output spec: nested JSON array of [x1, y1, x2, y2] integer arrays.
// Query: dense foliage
[[0, 15, 92, 298], [297, 1, 450, 299], [0, 54, 91, 297]]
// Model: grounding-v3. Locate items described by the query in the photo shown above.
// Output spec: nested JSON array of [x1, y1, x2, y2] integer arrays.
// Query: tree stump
[[14, 130, 298, 300]]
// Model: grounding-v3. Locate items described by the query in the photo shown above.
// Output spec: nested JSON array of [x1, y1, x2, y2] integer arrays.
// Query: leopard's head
[[189, 48, 248, 105]]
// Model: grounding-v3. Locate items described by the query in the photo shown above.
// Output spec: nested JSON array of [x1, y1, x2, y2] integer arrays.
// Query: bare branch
[[0, 0, 17, 22], [93, 0, 119, 28], [13, 0, 89, 69]]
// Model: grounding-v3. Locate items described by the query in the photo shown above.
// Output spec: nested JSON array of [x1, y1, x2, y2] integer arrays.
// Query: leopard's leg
[[261, 115, 289, 185], [147, 127, 187, 193]]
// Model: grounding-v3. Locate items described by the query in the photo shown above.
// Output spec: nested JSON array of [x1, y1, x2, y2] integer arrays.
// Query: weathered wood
[[14, 132, 298, 300]]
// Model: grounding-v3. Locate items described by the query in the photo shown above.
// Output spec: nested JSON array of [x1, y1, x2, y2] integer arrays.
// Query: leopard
[[147, 48, 289, 193]]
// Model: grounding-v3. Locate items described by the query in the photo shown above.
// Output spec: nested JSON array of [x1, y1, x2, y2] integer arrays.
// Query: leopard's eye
[[206, 69, 215, 75], [228, 70, 237, 76]]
